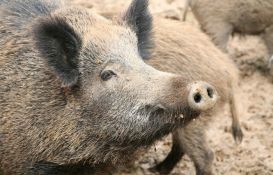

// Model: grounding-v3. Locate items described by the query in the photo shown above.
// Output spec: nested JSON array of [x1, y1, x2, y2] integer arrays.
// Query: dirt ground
[[70, 1, 273, 174]]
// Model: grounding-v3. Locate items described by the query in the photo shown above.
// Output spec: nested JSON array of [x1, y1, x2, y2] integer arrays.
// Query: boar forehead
[[82, 22, 146, 67]]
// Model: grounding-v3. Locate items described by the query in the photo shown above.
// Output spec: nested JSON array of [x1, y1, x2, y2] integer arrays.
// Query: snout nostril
[[207, 87, 214, 98], [188, 81, 218, 111], [194, 93, 202, 103]]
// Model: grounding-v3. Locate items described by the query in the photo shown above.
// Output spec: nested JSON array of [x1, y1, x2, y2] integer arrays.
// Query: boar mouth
[[127, 105, 200, 147], [142, 105, 200, 125]]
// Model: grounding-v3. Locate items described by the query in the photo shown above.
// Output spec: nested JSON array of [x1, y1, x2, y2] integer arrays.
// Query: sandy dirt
[[70, 1, 273, 174]]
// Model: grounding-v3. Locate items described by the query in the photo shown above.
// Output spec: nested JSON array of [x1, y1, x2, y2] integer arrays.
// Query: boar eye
[[101, 70, 117, 81]]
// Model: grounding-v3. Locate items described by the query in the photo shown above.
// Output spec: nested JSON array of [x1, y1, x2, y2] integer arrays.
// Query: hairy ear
[[34, 16, 82, 87], [122, 0, 153, 59]]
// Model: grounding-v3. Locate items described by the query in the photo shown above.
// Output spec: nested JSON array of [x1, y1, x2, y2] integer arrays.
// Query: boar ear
[[122, 0, 153, 59], [34, 17, 82, 87]]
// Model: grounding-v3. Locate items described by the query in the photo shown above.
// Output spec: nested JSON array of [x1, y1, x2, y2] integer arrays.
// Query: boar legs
[[269, 57, 273, 75], [263, 24, 273, 73], [150, 132, 185, 174], [229, 83, 244, 144], [203, 21, 233, 53], [151, 122, 214, 175]]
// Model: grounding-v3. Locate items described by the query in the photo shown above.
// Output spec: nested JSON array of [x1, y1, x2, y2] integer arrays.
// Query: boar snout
[[188, 81, 218, 111]]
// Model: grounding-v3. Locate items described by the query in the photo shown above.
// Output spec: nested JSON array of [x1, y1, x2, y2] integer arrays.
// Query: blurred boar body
[[186, 0, 273, 70], [148, 18, 243, 175]]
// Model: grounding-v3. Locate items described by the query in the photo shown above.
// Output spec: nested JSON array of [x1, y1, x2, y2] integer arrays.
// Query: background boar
[[183, 0, 273, 72], [147, 18, 243, 175], [0, 0, 218, 174]]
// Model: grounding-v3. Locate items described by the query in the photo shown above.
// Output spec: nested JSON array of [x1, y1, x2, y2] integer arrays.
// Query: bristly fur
[[122, 0, 154, 60], [33, 16, 83, 87], [0, 0, 202, 174]]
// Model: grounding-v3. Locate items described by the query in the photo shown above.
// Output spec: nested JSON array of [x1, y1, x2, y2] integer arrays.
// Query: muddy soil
[[70, 1, 273, 174]]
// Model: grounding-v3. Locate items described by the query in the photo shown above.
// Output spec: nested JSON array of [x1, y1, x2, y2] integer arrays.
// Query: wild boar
[[183, 0, 273, 71], [0, 0, 218, 174], [148, 18, 243, 175]]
